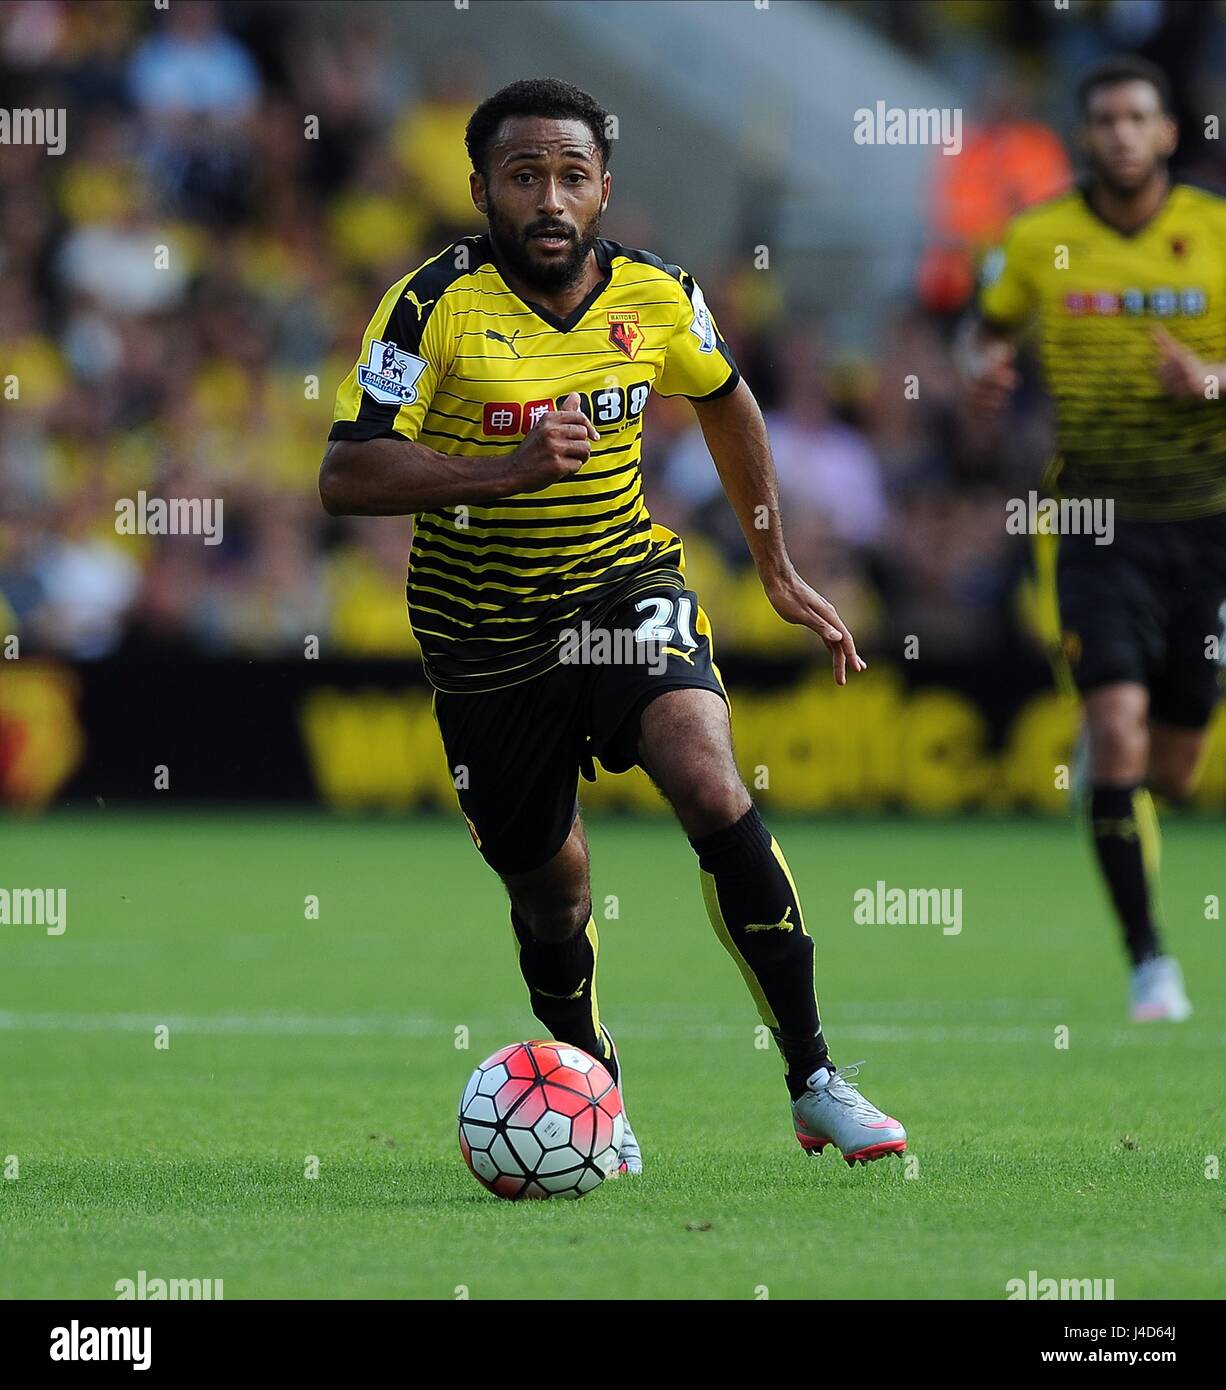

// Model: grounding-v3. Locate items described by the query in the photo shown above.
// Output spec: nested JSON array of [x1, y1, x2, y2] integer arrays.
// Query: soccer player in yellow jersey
[[965, 56, 1226, 1021], [321, 79, 907, 1172]]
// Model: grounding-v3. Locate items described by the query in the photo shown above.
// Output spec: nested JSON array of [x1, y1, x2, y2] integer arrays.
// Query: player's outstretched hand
[[1152, 327, 1210, 399], [967, 340, 1020, 415], [765, 567, 866, 686], [505, 391, 599, 493]]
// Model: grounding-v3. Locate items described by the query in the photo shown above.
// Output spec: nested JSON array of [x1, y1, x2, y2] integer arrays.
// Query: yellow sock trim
[[700, 868, 779, 1030], [584, 916, 605, 1052], [1135, 788, 1164, 928], [769, 838, 807, 935], [770, 836, 823, 1025]]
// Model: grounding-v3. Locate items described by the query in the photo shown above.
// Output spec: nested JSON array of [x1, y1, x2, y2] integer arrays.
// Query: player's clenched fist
[[1152, 327, 1212, 399], [967, 340, 1020, 415], [506, 391, 599, 493]]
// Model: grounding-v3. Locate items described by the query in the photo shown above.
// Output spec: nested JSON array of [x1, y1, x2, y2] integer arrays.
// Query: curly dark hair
[[465, 78, 611, 178]]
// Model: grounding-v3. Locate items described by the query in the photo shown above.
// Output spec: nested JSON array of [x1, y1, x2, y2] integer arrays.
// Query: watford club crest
[[607, 310, 642, 360]]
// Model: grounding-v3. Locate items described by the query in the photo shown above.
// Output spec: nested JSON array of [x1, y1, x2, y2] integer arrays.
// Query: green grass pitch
[[1, 812, 1222, 1300]]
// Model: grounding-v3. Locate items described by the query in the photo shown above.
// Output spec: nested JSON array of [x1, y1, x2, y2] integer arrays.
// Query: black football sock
[[689, 806, 830, 1100], [510, 909, 618, 1084], [1088, 784, 1164, 966]]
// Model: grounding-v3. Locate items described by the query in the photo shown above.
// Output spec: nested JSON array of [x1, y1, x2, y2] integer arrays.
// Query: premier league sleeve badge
[[358, 339, 430, 405]]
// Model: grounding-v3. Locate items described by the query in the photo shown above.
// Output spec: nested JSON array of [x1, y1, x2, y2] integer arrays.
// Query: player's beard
[[1087, 150, 1166, 198], [485, 194, 602, 294]]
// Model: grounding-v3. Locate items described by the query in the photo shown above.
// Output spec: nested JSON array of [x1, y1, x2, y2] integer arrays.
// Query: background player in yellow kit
[[963, 56, 1226, 1021], [320, 80, 908, 1172]]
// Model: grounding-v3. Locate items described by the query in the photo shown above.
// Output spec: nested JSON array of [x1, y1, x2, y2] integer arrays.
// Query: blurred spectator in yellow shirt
[[392, 65, 489, 236]]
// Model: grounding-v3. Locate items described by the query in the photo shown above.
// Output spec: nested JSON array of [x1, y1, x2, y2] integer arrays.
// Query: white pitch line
[[0, 1010, 439, 1037], [0, 1010, 1219, 1047]]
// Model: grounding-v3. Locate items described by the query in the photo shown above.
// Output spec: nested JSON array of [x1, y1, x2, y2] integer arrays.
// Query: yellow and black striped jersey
[[979, 183, 1226, 520], [330, 234, 738, 692]]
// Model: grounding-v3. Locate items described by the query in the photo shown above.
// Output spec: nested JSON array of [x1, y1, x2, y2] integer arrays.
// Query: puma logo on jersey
[[663, 645, 696, 666], [532, 977, 587, 1001], [744, 906, 794, 934], [485, 328, 522, 358], [404, 289, 435, 319]]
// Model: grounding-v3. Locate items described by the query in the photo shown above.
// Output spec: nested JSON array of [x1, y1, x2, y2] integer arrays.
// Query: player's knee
[[671, 775, 752, 838], [1087, 714, 1148, 781]]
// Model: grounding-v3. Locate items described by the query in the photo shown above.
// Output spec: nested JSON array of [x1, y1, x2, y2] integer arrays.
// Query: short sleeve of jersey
[[329, 277, 453, 443], [656, 271, 740, 401], [978, 221, 1037, 329]]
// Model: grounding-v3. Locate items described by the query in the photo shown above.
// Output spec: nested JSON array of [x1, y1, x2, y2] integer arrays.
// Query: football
[[458, 1040, 625, 1199]]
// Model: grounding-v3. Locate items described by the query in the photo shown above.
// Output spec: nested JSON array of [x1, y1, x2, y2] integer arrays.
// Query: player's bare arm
[[691, 376, 866, 686], [318, 394, 599, 515]]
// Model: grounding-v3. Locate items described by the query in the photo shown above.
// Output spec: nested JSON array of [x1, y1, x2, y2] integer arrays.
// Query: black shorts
[[1057, 512, 1226, 728], [431, 579, 729, 875]]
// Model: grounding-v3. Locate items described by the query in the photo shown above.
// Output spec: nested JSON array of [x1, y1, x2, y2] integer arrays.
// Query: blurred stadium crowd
[[2, 0, 1225, 668]]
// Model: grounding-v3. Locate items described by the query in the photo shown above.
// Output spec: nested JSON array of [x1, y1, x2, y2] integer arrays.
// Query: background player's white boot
[[792, 1062, 907, 1165], [601, 1026, 642, 1174], [1130, 956, 1192, 1022]]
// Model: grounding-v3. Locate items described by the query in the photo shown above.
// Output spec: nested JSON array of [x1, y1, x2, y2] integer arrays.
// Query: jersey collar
[[482, 234, 614, 334], [1077, 179, 1179, 240]]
